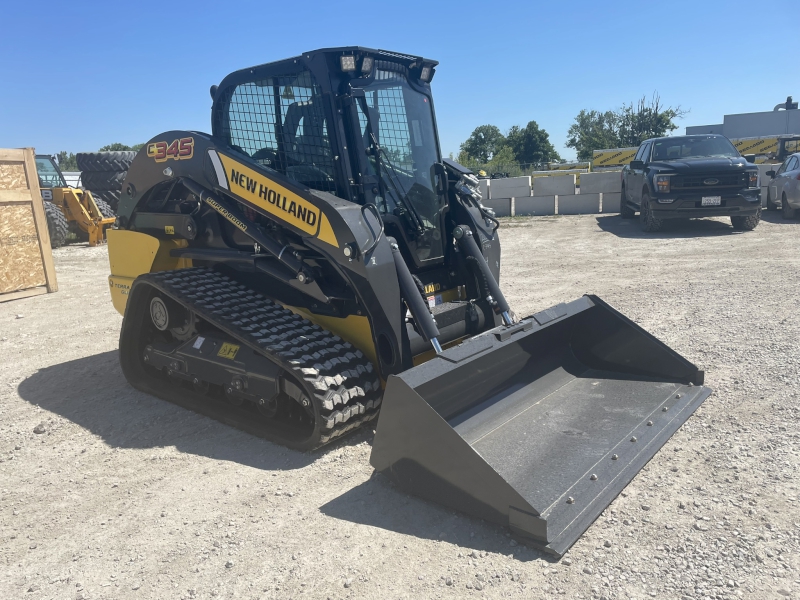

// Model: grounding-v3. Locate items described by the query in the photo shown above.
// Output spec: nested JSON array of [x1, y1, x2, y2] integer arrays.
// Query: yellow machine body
[[49, 188, 115, 246]]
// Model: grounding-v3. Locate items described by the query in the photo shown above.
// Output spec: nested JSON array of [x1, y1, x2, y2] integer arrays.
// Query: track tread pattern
[[142, 268, 382, 448]]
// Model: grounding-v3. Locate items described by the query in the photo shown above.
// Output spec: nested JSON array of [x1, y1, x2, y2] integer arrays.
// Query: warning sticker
[[193, 336, 205, 350], [217, 342, 240, 360]]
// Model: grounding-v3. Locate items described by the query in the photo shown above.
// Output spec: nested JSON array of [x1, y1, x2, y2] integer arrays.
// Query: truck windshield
[[651, 136, 740, 161], [355, 68, 443, 261]]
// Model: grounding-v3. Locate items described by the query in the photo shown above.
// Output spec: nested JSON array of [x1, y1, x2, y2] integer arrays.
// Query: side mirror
[[629, 160, 644, 170], [744, 154, 756, 163], [766, 170, 775, 178], [209, 84, 218, 100]]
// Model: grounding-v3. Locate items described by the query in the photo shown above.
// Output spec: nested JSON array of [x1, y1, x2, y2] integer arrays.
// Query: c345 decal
[[148, 137, 194, 163]]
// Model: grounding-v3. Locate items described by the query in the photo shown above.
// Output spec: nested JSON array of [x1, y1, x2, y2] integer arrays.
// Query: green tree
[[566, 94, 686, 160], [99, 142, 145, 151], [566, 110, 620, 161], [506, 120, 560, 165], [485, 145, 516, 172], [460, 125, 506, 163], [616, 94, 686, 148], [56, 151, 78, 171]]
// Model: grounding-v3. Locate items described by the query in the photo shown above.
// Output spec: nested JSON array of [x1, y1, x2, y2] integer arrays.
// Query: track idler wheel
[[150, 295, 194, 339]]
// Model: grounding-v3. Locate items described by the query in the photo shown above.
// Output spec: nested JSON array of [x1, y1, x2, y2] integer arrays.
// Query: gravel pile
[[0, 214, 797, 599]]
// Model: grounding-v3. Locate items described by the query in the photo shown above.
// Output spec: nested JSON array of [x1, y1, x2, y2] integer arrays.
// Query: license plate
[[701, 196, 721, 206]]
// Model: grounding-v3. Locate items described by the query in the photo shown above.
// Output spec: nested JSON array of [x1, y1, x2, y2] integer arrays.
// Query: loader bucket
[[370, 295, 711, 556]]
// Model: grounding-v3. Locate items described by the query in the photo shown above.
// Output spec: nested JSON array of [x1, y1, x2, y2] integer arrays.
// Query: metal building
[[686, 97, 799, 138]]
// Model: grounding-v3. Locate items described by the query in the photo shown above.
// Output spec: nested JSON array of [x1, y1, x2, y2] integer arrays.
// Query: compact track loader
[[108, 47, 711, 556], [35, 155, 115, 247]]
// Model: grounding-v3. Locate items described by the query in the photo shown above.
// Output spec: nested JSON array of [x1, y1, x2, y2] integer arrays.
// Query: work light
[[340, 56, 356, 72], [361, 56, 373, 74]]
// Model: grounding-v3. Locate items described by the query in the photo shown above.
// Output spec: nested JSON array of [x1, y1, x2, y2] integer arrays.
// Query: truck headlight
[[654, 175, 671, 193], [748, 171, 759, 188]]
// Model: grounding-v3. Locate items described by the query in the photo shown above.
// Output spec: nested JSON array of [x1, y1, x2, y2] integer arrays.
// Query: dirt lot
[[1, 213, 799, 600]]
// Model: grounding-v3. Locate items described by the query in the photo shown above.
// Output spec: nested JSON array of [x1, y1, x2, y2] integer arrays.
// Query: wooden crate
[[0, 148, 58, 302]]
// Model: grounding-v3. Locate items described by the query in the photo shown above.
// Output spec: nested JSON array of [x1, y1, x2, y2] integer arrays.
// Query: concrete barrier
[[483, 197, 511, 217], [601, 192, 621, 213], [478, 179, 489, 201], [489, 176, 531, 199], [534, 175, 576, 196], [580, 172, 622, 194], [558, 193, 600, 215], [514, 196, 556, 216]]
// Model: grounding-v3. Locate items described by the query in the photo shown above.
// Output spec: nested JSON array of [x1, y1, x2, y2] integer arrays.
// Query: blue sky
[[1, 0, 797, 161]]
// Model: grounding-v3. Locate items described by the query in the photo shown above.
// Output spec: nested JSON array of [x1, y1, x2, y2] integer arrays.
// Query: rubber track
[[141, 268, 383, 447]]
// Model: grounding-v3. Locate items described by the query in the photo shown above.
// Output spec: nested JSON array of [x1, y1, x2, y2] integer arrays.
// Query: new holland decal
[[217, 154, 338, 247]]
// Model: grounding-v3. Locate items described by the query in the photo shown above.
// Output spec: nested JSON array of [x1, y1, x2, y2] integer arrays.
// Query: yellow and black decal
[[204, 196, 250, 233], [217, 154, 338, 247], [148, 137, 195, 162], [217, 342, 240, 360]]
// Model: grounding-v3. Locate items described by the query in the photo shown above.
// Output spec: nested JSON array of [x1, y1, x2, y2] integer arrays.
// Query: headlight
[[748, 171, 759, 188], [654, 174, 671, 193]]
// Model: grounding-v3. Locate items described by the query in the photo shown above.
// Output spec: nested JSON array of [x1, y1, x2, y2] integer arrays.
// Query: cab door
[[769, 157, 790, 202], [783, 156, 800, 208], [628, 142, 651, 207]]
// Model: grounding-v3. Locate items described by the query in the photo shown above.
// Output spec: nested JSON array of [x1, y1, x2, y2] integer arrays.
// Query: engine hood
[[649, 157, 752, 173]]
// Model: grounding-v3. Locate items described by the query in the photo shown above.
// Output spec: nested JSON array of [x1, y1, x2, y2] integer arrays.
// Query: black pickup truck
[[620, 134, 761, 232]]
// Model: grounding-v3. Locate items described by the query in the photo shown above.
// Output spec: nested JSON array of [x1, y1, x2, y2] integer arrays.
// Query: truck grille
[[672, 173, 747, 189]]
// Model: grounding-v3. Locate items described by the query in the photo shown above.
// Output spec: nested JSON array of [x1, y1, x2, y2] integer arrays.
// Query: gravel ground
[[1, 212, 798, 600]]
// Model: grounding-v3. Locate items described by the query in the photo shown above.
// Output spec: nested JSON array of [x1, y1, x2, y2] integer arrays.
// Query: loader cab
[[35, 155, 67, 189], [211, 47, 446, 269]]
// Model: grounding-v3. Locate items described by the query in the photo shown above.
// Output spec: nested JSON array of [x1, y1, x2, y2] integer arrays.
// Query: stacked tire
[[76, 151, 136, 213]]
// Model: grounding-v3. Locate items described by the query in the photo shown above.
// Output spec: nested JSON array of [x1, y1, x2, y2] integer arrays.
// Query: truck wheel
[[765, 190, 778, 211], [731, 208, 761, 230], [80, 170, 126, 191], [782, 193, 796, 219], [43, 201, 69, 248], [93, 197, 116, 218], [639, 192, 663, 232], [76, 151, 135, 172], [619, 187, 635, 218], [92, 189, 121, 212]]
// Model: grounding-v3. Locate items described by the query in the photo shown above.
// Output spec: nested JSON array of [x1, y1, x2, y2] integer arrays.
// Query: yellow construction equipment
[[36, 155, 115, 247]]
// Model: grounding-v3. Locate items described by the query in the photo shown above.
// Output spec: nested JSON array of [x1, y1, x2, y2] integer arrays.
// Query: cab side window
[[777, 158, 791, 175], [634, 142, 650, 164], [788, 156, 799, 172]]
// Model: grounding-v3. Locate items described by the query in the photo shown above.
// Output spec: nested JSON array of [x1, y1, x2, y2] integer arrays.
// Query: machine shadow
[[319, 478, 548, 563], [16, 350, 367, 472], [595, 214, 742, 238]]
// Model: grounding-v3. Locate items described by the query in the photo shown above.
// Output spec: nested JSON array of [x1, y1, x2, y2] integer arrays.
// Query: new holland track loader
[[108, 47, 711, 556]]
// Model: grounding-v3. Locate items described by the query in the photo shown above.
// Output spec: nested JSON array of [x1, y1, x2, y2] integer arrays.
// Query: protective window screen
[[356, 67, 443, 262], [216, 70, 337, 194]]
